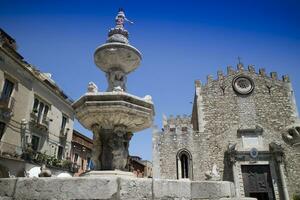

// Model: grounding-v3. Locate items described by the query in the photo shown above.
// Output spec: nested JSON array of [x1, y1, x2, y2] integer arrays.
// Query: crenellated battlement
[[200, 63, 290, 87], [162, 114, 193, 131]]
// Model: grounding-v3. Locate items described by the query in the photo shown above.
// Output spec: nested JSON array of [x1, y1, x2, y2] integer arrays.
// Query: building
[[153, 64, 300, 199], [128, 156, 153, 178], [0, 28, 75, 177], [71, 130, 93, 176]]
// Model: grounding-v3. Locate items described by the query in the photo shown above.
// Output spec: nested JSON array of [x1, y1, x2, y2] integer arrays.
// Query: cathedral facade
[[153, 64, 300, 200]]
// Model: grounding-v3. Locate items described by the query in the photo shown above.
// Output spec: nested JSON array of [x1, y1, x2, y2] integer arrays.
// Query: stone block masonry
[[0, 176, 250, 200]]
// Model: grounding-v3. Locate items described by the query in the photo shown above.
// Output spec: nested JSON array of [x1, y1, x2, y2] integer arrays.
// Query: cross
[[237, 56, 242, 64]]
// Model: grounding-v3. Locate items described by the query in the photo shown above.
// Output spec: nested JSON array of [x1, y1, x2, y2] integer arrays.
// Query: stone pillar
[[92, 125, 133, 171]]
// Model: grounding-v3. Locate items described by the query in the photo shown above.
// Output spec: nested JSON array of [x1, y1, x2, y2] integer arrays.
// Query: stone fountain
[[72, 8, 154, 175], [0, 9, 250, 200]]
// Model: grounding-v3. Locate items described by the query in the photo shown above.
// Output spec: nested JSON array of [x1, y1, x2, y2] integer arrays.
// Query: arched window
[[176, 149, 193, 179]]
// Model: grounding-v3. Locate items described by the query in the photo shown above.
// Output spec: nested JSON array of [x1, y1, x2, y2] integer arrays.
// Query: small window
[[37, 102, 44, 122], [31, 135, 40, 151], [81, 159, 84, 170], [74, 153, 79, 163], [1, 79, 14, 99], [32, 97, 50, 123], [33, 98, 39, 112], [0, 122, 6, 140], [61, 115, 67, 130], [177, 149, 192, 179], [43, 105, 49, 120], [57, 146, 63, 160]]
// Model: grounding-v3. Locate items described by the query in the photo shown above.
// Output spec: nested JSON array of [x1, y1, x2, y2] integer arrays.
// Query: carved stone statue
[[144, 95, 153, 103], [106, 70, 127, 92], [38, 164, 52, 177], [87, 82, 98, 93], [205, 164, 221, 181], [91, 124, 133, 171]]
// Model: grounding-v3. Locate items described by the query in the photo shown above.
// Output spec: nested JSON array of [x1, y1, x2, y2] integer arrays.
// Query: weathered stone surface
[[153, 179, 191, 200], [0, 177, 238, 200], [119, 177, 152, 200], [220, 198, 256, 200], [0, 178, 16, 197], [191, 181, 234, 199], [13, 177, 118, 200], [0, 197, 13, 200], [154, 66, 300, 198]]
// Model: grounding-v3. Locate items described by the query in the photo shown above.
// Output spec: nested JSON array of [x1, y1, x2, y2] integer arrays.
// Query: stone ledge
[[191, 181, 235, 199], [0, 177, 236, 200]]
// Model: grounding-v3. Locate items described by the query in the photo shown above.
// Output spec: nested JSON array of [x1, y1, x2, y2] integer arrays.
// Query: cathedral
[[153, 64, 300, 200]]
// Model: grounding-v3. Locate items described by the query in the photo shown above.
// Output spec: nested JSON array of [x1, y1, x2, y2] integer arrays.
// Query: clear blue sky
[[1, 0, 300, 161]]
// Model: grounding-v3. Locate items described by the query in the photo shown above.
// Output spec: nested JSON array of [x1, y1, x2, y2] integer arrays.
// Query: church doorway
[[242, 165, 275, 200]]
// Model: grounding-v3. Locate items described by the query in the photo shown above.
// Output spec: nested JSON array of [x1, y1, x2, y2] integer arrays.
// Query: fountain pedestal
[[72, 9, 154, 174]]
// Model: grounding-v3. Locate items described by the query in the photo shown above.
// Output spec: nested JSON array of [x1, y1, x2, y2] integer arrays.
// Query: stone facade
[[0, 29, 75, 177], [154, 64, 300, 199]]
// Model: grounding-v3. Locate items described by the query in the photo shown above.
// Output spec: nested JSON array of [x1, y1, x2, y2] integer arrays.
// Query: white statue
[[205, 164, 221, 181], [144, 95, 152, 103], [113, 86, 123, 92], [87, 82, 98, 93]]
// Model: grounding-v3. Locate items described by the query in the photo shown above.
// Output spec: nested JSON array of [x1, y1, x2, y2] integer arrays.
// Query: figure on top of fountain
[[107, 8, 133, 44], [94, 8, 142, 92]]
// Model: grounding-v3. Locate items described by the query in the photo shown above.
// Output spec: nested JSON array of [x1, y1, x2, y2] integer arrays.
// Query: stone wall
[[0, 177, 240, 200], [154, 64, 300, 198]]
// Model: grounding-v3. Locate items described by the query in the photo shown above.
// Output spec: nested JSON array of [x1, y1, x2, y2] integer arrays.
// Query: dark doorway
[[242, 165, 275, 200]]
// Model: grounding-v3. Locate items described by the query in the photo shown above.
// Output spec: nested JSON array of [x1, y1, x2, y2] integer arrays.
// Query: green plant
[[293, 194, 300, 200], [62, 159, 73, 169]]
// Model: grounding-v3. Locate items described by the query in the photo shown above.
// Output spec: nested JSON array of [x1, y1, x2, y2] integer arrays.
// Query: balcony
[[0, 96, 15, 119], [59, 128, 69, 143], [30, 112, 50, 132]]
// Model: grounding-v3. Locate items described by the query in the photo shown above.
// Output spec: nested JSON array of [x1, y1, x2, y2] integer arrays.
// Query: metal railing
[[30, 112, 49, 130]]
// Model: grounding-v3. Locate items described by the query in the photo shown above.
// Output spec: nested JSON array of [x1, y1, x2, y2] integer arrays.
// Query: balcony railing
[[0, 96, 15, 118], [30, 112, 49, 131]]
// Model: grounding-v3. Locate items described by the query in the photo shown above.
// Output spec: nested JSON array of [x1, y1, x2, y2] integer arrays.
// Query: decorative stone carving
[[282, 123, 300, 146], [87, 82, 98, 93], [91, 124, 133, 170], [144, 95, 152, 103], [73, 9, 154, 174], [269, 142, 284, 162], [232, 75, 254, 95], [227, 143, 237, 163], [106, 70, 127, 92], [38, 164, 52, 177], [205, 164, 221, 181]]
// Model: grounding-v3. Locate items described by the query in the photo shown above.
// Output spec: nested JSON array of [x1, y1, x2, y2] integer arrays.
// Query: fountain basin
[[94, 42, 142, 74], [72, 92, 154, 133]]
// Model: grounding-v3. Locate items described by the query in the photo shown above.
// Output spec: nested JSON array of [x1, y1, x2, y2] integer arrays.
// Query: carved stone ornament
[[232, 75, 254, 95], [282, 123, 300, 146], [87, 82, 98, 93], [250, 147, 258, 159]]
